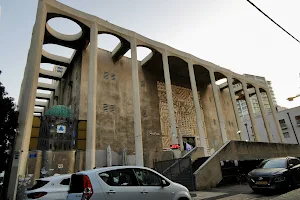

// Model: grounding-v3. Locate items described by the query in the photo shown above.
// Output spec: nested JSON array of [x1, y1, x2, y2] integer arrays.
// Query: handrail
[[162, 147, 198, 174]]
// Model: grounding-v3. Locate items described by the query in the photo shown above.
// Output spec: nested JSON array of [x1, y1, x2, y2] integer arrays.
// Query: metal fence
[[153, 157, 195, 191]]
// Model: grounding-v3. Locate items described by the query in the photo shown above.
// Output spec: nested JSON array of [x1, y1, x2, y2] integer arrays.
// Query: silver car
[[67, 166, 192, 200]]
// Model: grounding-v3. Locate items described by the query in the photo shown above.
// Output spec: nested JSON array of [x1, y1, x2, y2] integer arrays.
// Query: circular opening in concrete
[[48, 17, 82, 36]]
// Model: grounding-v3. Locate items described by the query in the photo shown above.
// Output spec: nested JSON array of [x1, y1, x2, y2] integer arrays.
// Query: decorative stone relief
[[157, 81, 200, 149]]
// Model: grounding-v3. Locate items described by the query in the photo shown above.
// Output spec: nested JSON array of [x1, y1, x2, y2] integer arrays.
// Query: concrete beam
[[39, 68, 63, 80], [36, 92, 51, 100], [141, 52, 154, 66], [37, 82, 57, 91], [41, 49, 70, 67], [219, 82, 228, 90], [35, 100, 48, 107], [34, 107, 44, 113], [112, 41, 131, 62]]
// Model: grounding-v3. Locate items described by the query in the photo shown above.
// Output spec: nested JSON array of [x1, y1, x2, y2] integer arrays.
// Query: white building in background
[[241, 106, 300, 144], [236, 74, 278, 117]]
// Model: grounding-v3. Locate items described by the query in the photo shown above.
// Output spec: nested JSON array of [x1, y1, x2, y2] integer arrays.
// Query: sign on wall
[[57, 125, 66, 133]]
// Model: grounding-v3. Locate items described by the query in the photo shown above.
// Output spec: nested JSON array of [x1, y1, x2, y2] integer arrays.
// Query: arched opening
[[43, 44, 75, 60], [232, 78, 254, 141], [47, 17, 82, 36], [97, 33, 121, 52], [123, 46, 153, 61], [214, 72, 239, 141]]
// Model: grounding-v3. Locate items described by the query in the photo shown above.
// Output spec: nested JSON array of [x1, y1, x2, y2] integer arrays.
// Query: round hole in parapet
[[47, 17, 82, 41]]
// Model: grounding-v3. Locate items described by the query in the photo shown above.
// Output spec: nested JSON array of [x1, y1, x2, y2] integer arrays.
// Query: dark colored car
[[247, 157, 300, 192]]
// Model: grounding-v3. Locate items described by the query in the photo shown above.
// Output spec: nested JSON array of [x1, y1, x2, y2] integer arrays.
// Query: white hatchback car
[[24, 174, 71, 199], [67, 166, 192, 200]]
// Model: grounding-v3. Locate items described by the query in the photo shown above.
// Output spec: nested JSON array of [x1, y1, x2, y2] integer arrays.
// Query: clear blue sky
[[0, 0, 300, 108]]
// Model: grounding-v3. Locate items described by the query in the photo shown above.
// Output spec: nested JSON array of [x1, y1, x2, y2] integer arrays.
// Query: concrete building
[[235, 74, 277, 117], [8, 0, 286, 198], [241, 106, 300, 144]]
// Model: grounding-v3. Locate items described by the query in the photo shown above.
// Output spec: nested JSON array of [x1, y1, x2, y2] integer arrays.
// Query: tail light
[[82, 175, 93, 200], [27, 192, 47, 199]]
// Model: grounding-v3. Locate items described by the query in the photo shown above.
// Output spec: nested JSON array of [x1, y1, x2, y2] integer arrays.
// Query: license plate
[[256, 181, 268, 185]]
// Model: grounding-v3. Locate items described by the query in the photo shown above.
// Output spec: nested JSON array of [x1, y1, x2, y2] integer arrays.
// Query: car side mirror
[[161, 180, 167, 187]]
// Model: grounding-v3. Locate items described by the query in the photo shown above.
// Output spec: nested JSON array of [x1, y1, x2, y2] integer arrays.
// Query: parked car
[[67, 166, 192, 200], [24, 174, 71, 199], [247, 157, 300, 192]]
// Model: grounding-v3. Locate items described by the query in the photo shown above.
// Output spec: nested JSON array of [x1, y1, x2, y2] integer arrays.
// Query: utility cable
[[246, 0, 300, 44]]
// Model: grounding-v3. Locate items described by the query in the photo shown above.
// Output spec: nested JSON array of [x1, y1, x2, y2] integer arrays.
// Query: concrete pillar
[[130, 38, 144, 166], [227, 77, 245, 140], [7, 1, 47, 199], [162, 50, 179, 146], [266, 90, 285, 143], [242, 82, 260, 141], [209, 70, 227, 143], [188, 61, 208, 156], [85, 22, 98, 170], [255, 87, 273, 142]]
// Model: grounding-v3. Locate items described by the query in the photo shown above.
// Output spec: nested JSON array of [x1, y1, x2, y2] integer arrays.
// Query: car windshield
[[259, 159, 287, 169]]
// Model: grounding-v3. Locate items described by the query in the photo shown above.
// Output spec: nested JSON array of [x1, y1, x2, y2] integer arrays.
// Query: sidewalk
[[272, 188, 300, 200]]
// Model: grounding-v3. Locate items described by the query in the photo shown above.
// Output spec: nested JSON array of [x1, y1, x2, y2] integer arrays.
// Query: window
[[259, 159, 287, 169], [60, 178, 70, 185], [103, 104, 108, 112], [279, 119, 288, 130], [283, 132, 290, 138], [133, 169, 164, 186], [289, 159, 300, 166], [295, 116, 300, 126], [104, 72, 109, 79], [111, 73, 116, 80], [99, 169, 138, 186], [110, 105, 115, 112]]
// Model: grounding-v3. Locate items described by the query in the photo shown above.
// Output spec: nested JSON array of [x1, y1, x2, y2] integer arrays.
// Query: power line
[[246, 0, 300, 44]]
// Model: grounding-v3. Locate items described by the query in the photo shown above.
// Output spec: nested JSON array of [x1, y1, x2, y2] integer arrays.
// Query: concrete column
[[227, 77, 245, 140], [162, 50, 179, 146], [242, 82, 260, 141], [266, 90, 285, 143], [188, 61, 208, 156], [255, 87, 274, 142], [130, 38, 144, 166], [209, 70, 227, 143], [85, 22, 98, 170], [7, 1, 47, 199]]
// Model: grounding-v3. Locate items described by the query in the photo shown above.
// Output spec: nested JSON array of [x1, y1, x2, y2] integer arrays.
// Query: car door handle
[[107, 190, 116, 195], [141, 190, 148, 194]]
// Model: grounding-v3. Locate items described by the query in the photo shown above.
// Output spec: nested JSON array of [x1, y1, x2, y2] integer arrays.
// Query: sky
[[0, 0, 300, 108]]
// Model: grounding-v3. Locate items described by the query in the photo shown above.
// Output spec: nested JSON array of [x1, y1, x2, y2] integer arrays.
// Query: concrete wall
[[79, 48, 163, 167], [194, 141, 300, 190]]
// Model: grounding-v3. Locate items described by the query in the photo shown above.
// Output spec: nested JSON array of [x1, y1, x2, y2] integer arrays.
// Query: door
[[97, 168, 140, 200], [288, 158, 300, 183], [133, 168, 174, 200]]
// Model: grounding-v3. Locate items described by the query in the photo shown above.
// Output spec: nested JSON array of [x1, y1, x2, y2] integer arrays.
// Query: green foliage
[[0, 70, 18, 172]]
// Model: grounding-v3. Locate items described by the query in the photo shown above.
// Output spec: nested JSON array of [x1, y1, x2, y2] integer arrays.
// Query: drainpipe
[[287, 112, 299, 145]]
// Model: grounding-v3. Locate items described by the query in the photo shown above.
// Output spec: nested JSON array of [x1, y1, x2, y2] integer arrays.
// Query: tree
[[0, 70, 18, 173]]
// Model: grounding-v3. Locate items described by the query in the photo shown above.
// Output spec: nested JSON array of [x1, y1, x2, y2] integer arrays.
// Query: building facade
[[8, 0, 285, 198], [236, 74, 277, 117], [241, 106, 300, 144]]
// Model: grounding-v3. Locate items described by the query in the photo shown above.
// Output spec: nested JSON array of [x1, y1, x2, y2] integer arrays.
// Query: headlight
[[274, 176, 285, 182]]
